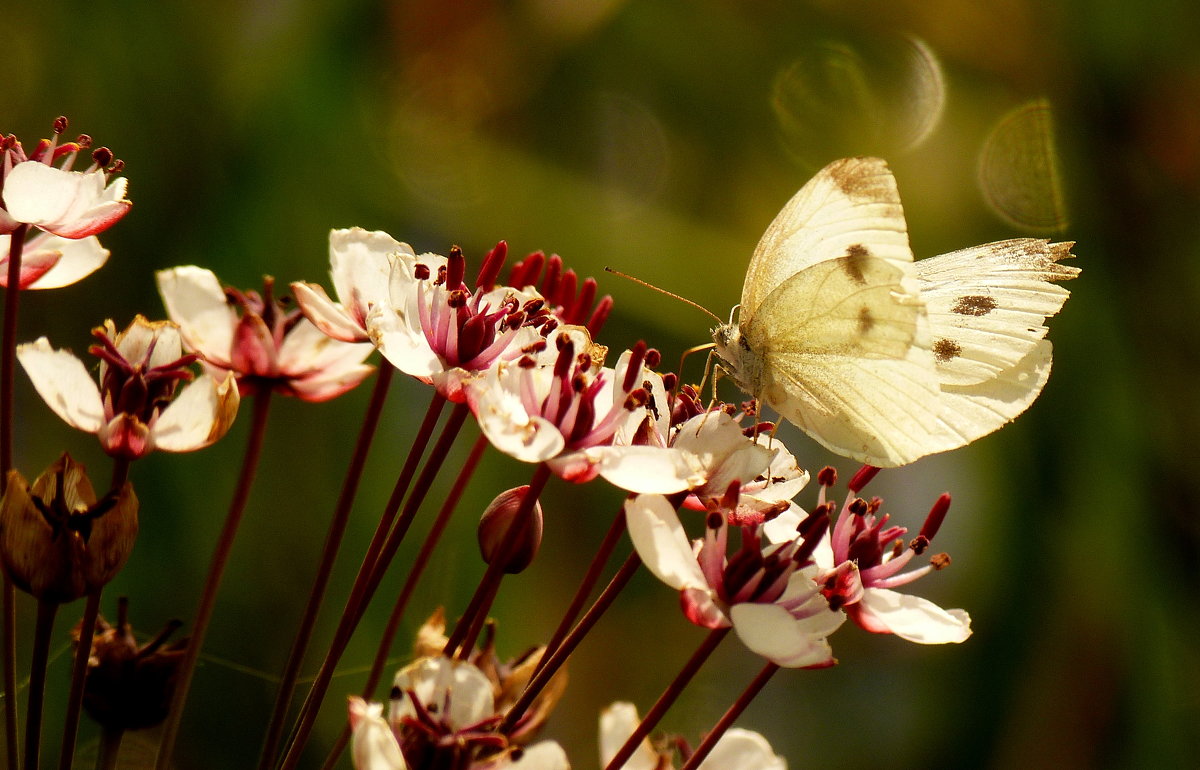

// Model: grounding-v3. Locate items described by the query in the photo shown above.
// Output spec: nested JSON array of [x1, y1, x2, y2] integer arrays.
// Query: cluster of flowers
[[1, 118, 970, 770]]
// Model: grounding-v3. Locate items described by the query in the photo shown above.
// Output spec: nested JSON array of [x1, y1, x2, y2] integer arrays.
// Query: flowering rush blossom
[[0, 231, 109, 290], [157, 266, 375, 401], [347, 657, 569, 770], [467, 332, 701, 492], [626, 487, 845, 668], [17, 316, 239, 459], [367, 240, 588, 403], [291, 227, 402, 343], [600, 701, 786, 770], [1, 117, 130, 239], [797, 466, 971, 644]]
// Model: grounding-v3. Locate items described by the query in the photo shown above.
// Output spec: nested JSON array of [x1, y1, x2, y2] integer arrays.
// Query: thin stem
[[679, 662, 780, 770], [602, 627, 731, 770], [58, 589, 103, 770], [154, 390, 274, 770], [500, 551, 642, 734], [443, 464, 552, 658], [532, 506, 628, 678], [23, 599, 57, 770], [318, 434, 489, 770], [2, 223, 28, 770], [278, 401, 469, 770], [96, 726, 122, 770], [257, 363, 394, 770]]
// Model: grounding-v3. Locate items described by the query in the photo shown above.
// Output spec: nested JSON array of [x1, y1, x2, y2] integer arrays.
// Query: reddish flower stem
[[22, 599, 57, 770], [59, 451, 134, 769], [499, 550, 642, 734], [1, 223, 28, 770], [443, 463, 552, 659], [154, 390, 274, 770], [58, 589, 102, 770], [533, 502, 630, 679], [317, 434, 490, 770], [278, 401, 469, 770], [256, 363, 394, 770], [602, 627, 731, 770], [679, 662, 780, 770]]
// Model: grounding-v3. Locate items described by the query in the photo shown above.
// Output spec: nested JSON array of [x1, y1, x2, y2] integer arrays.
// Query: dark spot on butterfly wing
[[951, 295, 998, 316], [844, 244, 870, 284], [857, 306, 875, 336], [933, 338, 962, 362]]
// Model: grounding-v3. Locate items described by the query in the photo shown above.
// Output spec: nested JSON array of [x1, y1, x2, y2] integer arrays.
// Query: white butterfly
[[712, 156, 1078, 467]]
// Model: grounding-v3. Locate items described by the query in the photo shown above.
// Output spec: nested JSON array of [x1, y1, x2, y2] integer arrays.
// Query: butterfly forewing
[[916, 239, 1077, 387], [741, 157, 916, 322]]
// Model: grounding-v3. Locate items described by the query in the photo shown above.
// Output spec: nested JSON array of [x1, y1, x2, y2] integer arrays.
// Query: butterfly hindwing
[[743, 255, 943, 466]]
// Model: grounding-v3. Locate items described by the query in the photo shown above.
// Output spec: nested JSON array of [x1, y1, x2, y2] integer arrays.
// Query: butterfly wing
[[916, 239, 1078, 386], [740, 157, 917, 321], [913, 238, 1077, 452], [742, 255, 943, 467]]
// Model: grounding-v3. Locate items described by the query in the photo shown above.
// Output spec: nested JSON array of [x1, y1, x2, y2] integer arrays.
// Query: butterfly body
[[713, 157, 1077, 467]]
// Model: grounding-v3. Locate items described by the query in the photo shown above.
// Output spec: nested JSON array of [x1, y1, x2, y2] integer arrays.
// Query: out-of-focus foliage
[[3, 0, 1198, 767]]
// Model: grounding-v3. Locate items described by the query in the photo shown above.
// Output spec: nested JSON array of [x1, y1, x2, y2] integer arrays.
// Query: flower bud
[[72, 597, 187, 730], [0, 454, 138, 603], [477, 486, 543, 574]]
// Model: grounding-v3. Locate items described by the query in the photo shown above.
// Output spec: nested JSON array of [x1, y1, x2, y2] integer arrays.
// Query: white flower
[[292, 228, 408, 343], [157, 266, 375, 402], [625, 493, 844, 668], [17, 317, 239, 459], [1, 160, 130, 238], [599, 701, 786, 769]]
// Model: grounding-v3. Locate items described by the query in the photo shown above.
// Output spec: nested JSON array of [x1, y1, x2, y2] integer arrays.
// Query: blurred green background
[[3, 0, 1198, 767]]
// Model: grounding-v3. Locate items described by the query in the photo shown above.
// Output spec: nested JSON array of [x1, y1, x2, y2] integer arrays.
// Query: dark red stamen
[[622, 341, 647, 392], [446, 246, 466, 290], [587, 295, 613, 335], [53, 116, 68, 134], [847, 464, 880, 493], [920, 493, 951, 541], [92, 147, 113, 168], [817, 466, 838, 487], [475, 241, 507, 290], [541, 255, 562, 299]]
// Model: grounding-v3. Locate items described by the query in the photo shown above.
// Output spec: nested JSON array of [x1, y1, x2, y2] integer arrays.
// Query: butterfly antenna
[[604, 267, 724, 324]]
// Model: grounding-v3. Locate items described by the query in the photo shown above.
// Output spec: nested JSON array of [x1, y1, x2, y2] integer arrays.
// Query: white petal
[[699, 729, 787, 770], [2, 162, 89, 226], [761, 503, 805, 545], [367, 303, 442, 378], [595, 445, 700, 494], [16, 338, 104, 432], [292, 281, 368, 342], [598, 702, 659, 770], [151, 373, 240, 452], [730, 603, 836, 668], [858, 588, 972, 644], [23, 234, 109, 289], [624, 494, 709, 592], [348, 697, 408, 770], [673, 412, 772, 497], [329, 227, 410, 318], [277, 318, 374, 378], [156, 266, 236, 364], [468, 369, 565, 463], [509, 741, 571, 770], [392, 657, 494, 730]]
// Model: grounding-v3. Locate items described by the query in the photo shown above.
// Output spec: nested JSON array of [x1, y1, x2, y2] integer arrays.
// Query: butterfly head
[[712, 322, 762, 397]]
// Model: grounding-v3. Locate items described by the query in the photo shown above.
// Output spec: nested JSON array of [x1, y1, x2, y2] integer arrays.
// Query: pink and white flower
[[157, 266, 375, 402], [0, 231, 108, 290], [367, 241, 552, 402], [17, 316, 239, 459], [292, 228, 408, 343], [467, 335, 698, 492], [805, 466, 972, 644], [1, 118, 130, 239], [625, 490, 844, 668], [347, 656, 569, 770], [599, 701, 786, 770]]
